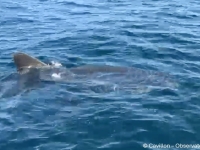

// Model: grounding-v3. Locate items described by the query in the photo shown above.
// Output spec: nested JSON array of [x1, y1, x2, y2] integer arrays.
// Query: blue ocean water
[[1, 0, 200, 149]]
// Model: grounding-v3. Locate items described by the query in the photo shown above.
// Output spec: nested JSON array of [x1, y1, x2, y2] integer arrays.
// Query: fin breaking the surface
[[13, 52, 48, 72]]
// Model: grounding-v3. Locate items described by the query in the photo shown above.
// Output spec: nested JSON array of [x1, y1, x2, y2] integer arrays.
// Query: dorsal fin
[[13, 52, 48, 72]]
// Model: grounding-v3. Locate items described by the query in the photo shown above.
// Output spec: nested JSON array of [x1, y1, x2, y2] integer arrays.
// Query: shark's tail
[[13, 52, 48, 72]]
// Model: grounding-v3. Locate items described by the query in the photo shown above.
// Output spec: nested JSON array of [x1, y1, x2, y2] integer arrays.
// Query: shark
[[1, 52, 179, 98]]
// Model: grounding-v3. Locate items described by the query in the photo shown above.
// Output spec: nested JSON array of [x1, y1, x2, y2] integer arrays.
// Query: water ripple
[[1, 0, 200, 149]]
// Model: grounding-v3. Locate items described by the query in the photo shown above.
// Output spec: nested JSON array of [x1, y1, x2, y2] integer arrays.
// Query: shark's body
[[0, 52, 178, 98], [13, 52, 176, 84]]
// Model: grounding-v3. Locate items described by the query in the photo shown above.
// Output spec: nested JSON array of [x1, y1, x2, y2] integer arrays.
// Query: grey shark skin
[[13, 52, 175, 86], [13, 52, 128, 75], [8, 52, 178, 96]]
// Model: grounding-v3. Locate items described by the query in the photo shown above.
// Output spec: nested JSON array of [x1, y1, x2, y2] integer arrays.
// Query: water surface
[[0, 0, 200, 149]]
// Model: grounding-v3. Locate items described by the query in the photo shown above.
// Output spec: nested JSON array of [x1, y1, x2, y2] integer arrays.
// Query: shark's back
[[12, 52, 179, 89]]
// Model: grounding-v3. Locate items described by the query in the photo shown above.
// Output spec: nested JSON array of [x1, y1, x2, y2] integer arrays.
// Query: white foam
[[51, 61, 62, 67], [51, 73, 61, 79]]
